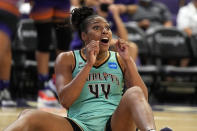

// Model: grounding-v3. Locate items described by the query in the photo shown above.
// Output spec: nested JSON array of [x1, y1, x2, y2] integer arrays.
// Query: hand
[[109, 4, 120, 16], [115, 39, 130, 61], [85, 40, 100, 66], [138, 19, 150, 29]]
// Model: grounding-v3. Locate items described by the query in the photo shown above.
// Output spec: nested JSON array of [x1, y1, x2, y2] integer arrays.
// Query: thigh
[[19, 109, 75, 131], [110, 90, 137, 131]]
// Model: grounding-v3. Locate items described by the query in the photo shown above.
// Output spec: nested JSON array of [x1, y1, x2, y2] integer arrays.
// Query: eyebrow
[[90, 21, 100, 24], [90, 21, 109, 26]]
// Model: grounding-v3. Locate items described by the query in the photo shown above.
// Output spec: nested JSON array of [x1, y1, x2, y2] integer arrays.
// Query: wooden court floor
[[1, 104, 197, 131]]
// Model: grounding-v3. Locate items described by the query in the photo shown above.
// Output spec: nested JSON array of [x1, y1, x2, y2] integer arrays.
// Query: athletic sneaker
[[160, 127, 173, 131], [37, 79, 59, 107], [47, 78, 57, 96], [37, 88, 61, 108], [0, 89, 16, 107]]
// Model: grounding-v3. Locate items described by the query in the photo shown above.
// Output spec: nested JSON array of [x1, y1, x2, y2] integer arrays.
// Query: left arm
[[116, 39, 148, 100], [160, 3, 173, 27], [108, 4, 128, 40], [164, 21, 173, 27]]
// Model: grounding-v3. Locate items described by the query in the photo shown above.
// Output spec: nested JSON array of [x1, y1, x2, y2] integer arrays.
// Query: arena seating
[[125, 23, 160, 96], [147, 27, 197, 103]]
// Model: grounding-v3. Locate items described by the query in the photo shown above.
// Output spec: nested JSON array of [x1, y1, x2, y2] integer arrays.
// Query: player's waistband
[[0, 1, 19, 16]]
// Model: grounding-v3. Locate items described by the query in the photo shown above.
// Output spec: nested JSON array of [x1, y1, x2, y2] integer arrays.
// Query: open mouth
[[100, 38, 109, 43]]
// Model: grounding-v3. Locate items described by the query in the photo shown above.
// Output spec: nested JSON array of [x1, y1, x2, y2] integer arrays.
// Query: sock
[[38, 74, 49, 90], [38, 74, 49, 82], [0, 80, 10, 91]]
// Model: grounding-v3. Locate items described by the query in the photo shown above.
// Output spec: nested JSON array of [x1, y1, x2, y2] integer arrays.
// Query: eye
[[106, 26, 111, 31], [93, 26, 100, 30]]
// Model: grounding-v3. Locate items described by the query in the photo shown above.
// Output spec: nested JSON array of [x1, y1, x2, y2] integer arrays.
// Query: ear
[[81, 32, 87, 42]]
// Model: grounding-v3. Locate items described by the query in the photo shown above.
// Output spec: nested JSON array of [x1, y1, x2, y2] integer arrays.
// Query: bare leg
[[4, 109, 74, 131], [36, 51, 50, 75], [0, 31, 11, 80], [111, 86, 156, 131]]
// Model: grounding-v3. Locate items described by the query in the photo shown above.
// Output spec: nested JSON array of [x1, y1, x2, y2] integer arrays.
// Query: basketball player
[[4, 6, 156, 131], [29, 0, 72, 107], [0, 0, 20, 107]]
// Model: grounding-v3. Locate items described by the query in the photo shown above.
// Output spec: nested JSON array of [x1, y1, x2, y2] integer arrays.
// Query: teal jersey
[[68, 50, 124, 131]]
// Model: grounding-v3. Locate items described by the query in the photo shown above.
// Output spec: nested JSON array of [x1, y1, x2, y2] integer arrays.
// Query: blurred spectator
[[177, 0, 197, 37], [0, 0, 21, 107], [115, 0, 136, 4], [29, 0, 72, 107], [125, 0, 173, 31], [114, 0, 173, 65], [177, 0, 197, 67], [70, 0, 138, 61], [114, 0, 137, 23]]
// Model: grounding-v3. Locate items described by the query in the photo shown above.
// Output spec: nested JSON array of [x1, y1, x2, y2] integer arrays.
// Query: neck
[[82, 48, 108, 61], [96, 51, 108, 61]]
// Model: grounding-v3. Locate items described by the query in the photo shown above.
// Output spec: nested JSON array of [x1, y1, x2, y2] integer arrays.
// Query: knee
[[18, 109, 32, 118], [18, 109, 41, 128], [124, 86, 146, 104]]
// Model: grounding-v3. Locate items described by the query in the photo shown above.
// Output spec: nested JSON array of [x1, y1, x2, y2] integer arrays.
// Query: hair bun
[[71, 6, 95, 30]]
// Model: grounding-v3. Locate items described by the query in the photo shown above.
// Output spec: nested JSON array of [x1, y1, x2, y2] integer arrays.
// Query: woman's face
[[82, 16, 112, 52]]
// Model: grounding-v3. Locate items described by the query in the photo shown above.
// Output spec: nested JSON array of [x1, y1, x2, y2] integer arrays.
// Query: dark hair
[[71, 6, 98, 39]]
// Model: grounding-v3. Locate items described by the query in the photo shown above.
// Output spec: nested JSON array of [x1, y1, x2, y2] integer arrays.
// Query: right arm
[[55, 41, 99, 109], [109, 4, 128, 41], [115, 4, 138, 15]]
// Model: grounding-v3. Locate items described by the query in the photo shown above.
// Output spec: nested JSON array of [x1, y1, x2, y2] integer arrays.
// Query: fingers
[[116, 39, 129, 51], [109, 4, 120, 15], [86, 40, 100, 56]]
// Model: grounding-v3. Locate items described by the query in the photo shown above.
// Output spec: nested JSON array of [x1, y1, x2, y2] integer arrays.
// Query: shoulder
[[177, 4, 192, 17], [55, 51, 75, 70], [180, 3, 194, 12], [153, 1, 167, 9], [56, 51, 74, 62]]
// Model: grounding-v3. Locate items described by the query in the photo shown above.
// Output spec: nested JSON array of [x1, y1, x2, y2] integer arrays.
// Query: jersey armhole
[[71, 51, 76, 73], [115, 52, 125, 77]]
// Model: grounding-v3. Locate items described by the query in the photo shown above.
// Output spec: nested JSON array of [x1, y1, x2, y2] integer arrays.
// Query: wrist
[[122, 56, 131, 63], [85, 62, 93, 68], [112, 13, 120, 18]]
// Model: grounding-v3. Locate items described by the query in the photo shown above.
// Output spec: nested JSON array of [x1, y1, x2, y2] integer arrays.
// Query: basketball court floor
[[1, 102, 197, 131]]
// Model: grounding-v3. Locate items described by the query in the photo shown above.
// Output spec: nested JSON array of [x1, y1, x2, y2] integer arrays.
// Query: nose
[[102, 27, 108, 34]]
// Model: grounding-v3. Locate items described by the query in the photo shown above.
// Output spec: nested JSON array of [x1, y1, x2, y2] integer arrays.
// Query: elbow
[[121, 32, 128, 41], [59, 98, 70, 109], [58, 93, 72, 109]]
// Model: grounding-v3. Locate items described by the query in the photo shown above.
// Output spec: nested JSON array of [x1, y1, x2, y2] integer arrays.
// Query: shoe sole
[[37, 97, 60, 108]]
